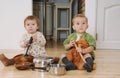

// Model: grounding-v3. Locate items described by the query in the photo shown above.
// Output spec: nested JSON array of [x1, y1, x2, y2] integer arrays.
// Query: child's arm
[[83, 33, 96, 54], [82, 46, 94, 54], [36, 32, 46, 46], [64, 44, 72, 50], [64, 39, 75, 50]]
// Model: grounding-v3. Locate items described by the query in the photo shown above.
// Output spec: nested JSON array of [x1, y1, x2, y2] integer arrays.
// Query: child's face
[[25, 19, 38, 34], [72, 17, 88, 34]]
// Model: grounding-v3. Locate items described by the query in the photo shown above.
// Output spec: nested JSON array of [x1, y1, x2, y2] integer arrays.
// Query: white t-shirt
[[76, 33, 82, 41]]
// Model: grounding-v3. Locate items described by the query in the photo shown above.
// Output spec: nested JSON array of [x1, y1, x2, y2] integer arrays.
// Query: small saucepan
[[48, 64, 66, 75], [31, 63, 66, 75], [31, 56, 66, 75], [32, 56, 53, 71]]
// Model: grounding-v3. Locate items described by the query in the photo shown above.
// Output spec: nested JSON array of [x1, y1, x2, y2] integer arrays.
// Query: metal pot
[[32, 56, 53, 71], [49, 64, 66, 75], [32, 57, 66, 75]]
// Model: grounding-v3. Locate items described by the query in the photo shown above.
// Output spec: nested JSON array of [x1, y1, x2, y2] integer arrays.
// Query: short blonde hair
[[72, 14, 88, 24], [24, 15, 40, 31]]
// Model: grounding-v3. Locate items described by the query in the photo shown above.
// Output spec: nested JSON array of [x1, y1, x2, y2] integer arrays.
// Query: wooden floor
[[0, 40, 120, 78]]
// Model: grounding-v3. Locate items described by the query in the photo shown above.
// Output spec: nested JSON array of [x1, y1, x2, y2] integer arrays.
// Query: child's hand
[[24, 40, 29, 48], [76, 47, 83, 53], [32, 34, 37, 42], [69, 39, 76, 47]]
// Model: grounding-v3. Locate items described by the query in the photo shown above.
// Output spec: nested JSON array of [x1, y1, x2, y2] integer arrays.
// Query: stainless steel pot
[[49, 64, 66, 75], [32, 56, 65, 75], [33, 56, 53, 71]]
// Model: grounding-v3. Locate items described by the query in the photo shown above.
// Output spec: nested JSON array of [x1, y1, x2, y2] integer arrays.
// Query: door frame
[[85, 0, 97, 39]]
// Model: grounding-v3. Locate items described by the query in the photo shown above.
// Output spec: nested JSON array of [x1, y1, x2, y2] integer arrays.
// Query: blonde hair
[[72, 14, 88, 24], [24, 15, 40, 31]]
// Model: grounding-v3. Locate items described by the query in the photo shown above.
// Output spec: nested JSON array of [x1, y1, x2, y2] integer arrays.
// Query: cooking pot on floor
[[31, 56, 66, 75], [32, 56, 60, 72], [30, 63, 66, 75], [32, 56, 52, 71], [48, 64, 66, 75]]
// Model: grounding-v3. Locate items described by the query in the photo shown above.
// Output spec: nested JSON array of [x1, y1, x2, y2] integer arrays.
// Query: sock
[[62, 57, 77, 70], [83, 57, 93, 72]]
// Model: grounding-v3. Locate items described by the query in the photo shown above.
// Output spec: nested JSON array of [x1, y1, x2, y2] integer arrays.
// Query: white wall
[[85, 0, 97, 38], [0, 0, 32, 49]]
